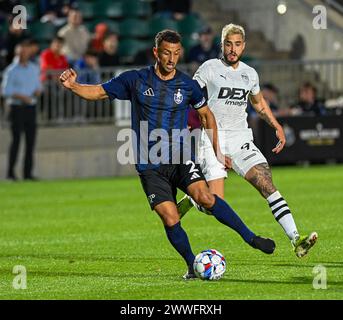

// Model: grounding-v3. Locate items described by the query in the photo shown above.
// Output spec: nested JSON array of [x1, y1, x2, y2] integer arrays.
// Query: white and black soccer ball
[[193, 249, 226, 280]]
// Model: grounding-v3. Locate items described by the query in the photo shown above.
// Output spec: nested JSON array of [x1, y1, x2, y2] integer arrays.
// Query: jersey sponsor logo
[[143, 88, 155, 96], [174, 89, 183, 104], [218, 87, 250, 100]]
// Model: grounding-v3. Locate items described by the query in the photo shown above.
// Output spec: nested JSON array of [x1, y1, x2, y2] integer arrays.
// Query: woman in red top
[[40, 36, 69, 81]]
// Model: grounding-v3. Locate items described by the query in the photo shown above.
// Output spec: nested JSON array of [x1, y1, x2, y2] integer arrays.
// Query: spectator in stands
[[98, 32, 120, 67], [40, 0, 76, 26], [74, 49, 101, 85], [57, 9, 91, 65], [90, 23, 108, 54], [187, 26, 220, 74], [1, 40, 42, 181], [291, 82, 326, 116], [40, 36, 69, 81], [154, 0, 192, 20], [3, 15, 31, 65]]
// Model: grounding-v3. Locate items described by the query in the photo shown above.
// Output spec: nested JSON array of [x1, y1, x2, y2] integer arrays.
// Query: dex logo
[[218, 87, 250, 100]]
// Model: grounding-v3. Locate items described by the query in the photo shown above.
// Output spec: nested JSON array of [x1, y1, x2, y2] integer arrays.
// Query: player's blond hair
[[221, 24, 245, 44]]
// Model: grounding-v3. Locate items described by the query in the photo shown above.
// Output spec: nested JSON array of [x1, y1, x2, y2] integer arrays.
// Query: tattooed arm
[[249, 92, 286, 154]]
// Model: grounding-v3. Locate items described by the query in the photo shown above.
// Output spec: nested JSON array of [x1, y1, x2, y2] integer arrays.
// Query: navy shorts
[[139, 161, 206, 210]]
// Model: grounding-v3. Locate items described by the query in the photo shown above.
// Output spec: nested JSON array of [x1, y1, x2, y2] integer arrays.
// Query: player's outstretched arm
[[250, 92, 286, 154], [197, 106, 232, 170], [59, 68, 108, 100]]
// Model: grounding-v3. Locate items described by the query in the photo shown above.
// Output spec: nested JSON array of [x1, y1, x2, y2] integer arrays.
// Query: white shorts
[[198, 129, 268, 181]]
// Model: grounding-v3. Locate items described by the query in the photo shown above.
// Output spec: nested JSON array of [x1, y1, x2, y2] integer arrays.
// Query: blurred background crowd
[[0, 0, 342, 180]]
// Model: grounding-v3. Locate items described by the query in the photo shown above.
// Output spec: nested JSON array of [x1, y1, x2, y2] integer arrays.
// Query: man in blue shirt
[[1, 40, 42, 181], [59, 30, 275, 279]]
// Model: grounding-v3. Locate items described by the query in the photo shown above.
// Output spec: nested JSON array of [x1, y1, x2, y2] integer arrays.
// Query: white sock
[[188, 196, 211, 215], [267, 191, 299, 241]]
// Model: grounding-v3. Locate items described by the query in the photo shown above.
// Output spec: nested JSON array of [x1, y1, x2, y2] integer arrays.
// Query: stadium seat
[[122, 0, 152, 18], [177, 14, 204, 36], [29, 22, 57, 41], [118, 39, 149, 62], [99, 2, 124, 19], [149, 17, 179, 37], [77, 2, 95, 20], [119, 19, 149, 39]]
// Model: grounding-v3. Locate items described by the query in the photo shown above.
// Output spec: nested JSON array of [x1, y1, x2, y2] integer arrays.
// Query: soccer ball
[[193, 249, 226, 280]]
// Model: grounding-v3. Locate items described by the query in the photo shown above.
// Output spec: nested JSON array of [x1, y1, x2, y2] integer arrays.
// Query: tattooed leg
[[244, 163, 276, 199]]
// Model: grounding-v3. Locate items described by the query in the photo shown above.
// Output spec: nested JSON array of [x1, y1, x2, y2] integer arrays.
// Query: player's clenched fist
[[59, 68, 77, 89]]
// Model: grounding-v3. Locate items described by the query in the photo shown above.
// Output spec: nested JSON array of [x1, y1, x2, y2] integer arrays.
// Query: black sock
[[165, 222, 195, 267]]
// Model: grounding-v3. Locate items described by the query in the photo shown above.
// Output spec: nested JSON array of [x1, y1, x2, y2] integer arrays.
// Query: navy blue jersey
[[102, 66, 206, 172]]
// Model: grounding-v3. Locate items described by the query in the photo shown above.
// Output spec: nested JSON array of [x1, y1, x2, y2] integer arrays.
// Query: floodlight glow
[[277, 2, 287, 15]]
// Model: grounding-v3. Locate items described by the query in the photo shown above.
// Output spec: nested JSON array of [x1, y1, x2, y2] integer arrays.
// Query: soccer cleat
[[177, 195, 194, 219], [292, 232, 318, 258], [182, 270, 198, 280], [250, 235, 276, 254]]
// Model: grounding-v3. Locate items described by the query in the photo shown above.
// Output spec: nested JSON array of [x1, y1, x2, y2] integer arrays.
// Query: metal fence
[[1, 59, 343, 128]]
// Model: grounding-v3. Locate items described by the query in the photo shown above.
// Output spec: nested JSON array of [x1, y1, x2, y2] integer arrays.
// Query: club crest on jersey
[[241, 73, 249, 85], [174, 89, 183, 104]]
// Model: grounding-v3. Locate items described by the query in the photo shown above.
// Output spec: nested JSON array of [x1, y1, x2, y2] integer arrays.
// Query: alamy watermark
[[12, 265, 27, 290], [11, 5, 28, 30], [312, 5, 327, 30], [116, 122, 217, 166], [312, 265, 327, 290]]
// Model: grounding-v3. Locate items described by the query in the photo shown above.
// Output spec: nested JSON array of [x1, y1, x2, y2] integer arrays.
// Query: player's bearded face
[[154, 41, 181, 73], [222, 34, 245, 65]]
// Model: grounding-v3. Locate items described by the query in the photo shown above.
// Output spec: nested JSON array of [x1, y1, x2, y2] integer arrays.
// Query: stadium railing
[[0, 60, 342, 128]]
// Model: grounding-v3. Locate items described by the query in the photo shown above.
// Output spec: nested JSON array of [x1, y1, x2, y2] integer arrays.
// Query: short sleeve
[[189, 79, 206, 110], [250, 69, 260, 96], [101, 70, 135, 101], [193, 62, 210, 89]]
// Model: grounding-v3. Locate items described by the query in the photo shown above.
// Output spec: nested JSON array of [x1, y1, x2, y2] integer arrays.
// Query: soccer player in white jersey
[[178, 24, 317, 258]]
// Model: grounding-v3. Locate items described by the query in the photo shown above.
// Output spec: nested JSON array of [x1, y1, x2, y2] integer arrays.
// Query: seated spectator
[[291, 82, 326, 116], [90, 23, 108, 54], [40, 0, 76, 26], [98, 32, 120, 67], [57, 9, 91, 65], [187, 26, 220, 74], [74, 50, 101, 84], [40, 36, 69, 81]]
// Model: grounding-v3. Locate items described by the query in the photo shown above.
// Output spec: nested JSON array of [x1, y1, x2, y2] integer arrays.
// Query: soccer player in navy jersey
[[60, 30, 275, 279]]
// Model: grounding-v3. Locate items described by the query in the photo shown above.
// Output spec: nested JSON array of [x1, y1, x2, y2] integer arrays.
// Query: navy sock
[[165, 222, 195, 267], [208, 195, 255, 244]]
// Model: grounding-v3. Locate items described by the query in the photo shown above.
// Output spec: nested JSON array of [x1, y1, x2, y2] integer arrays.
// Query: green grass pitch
[[0, 165, 342, 300]]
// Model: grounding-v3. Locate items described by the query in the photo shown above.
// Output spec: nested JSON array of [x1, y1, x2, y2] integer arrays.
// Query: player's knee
[[192, 190, 215, 209], [163, 215, 179, 227]]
